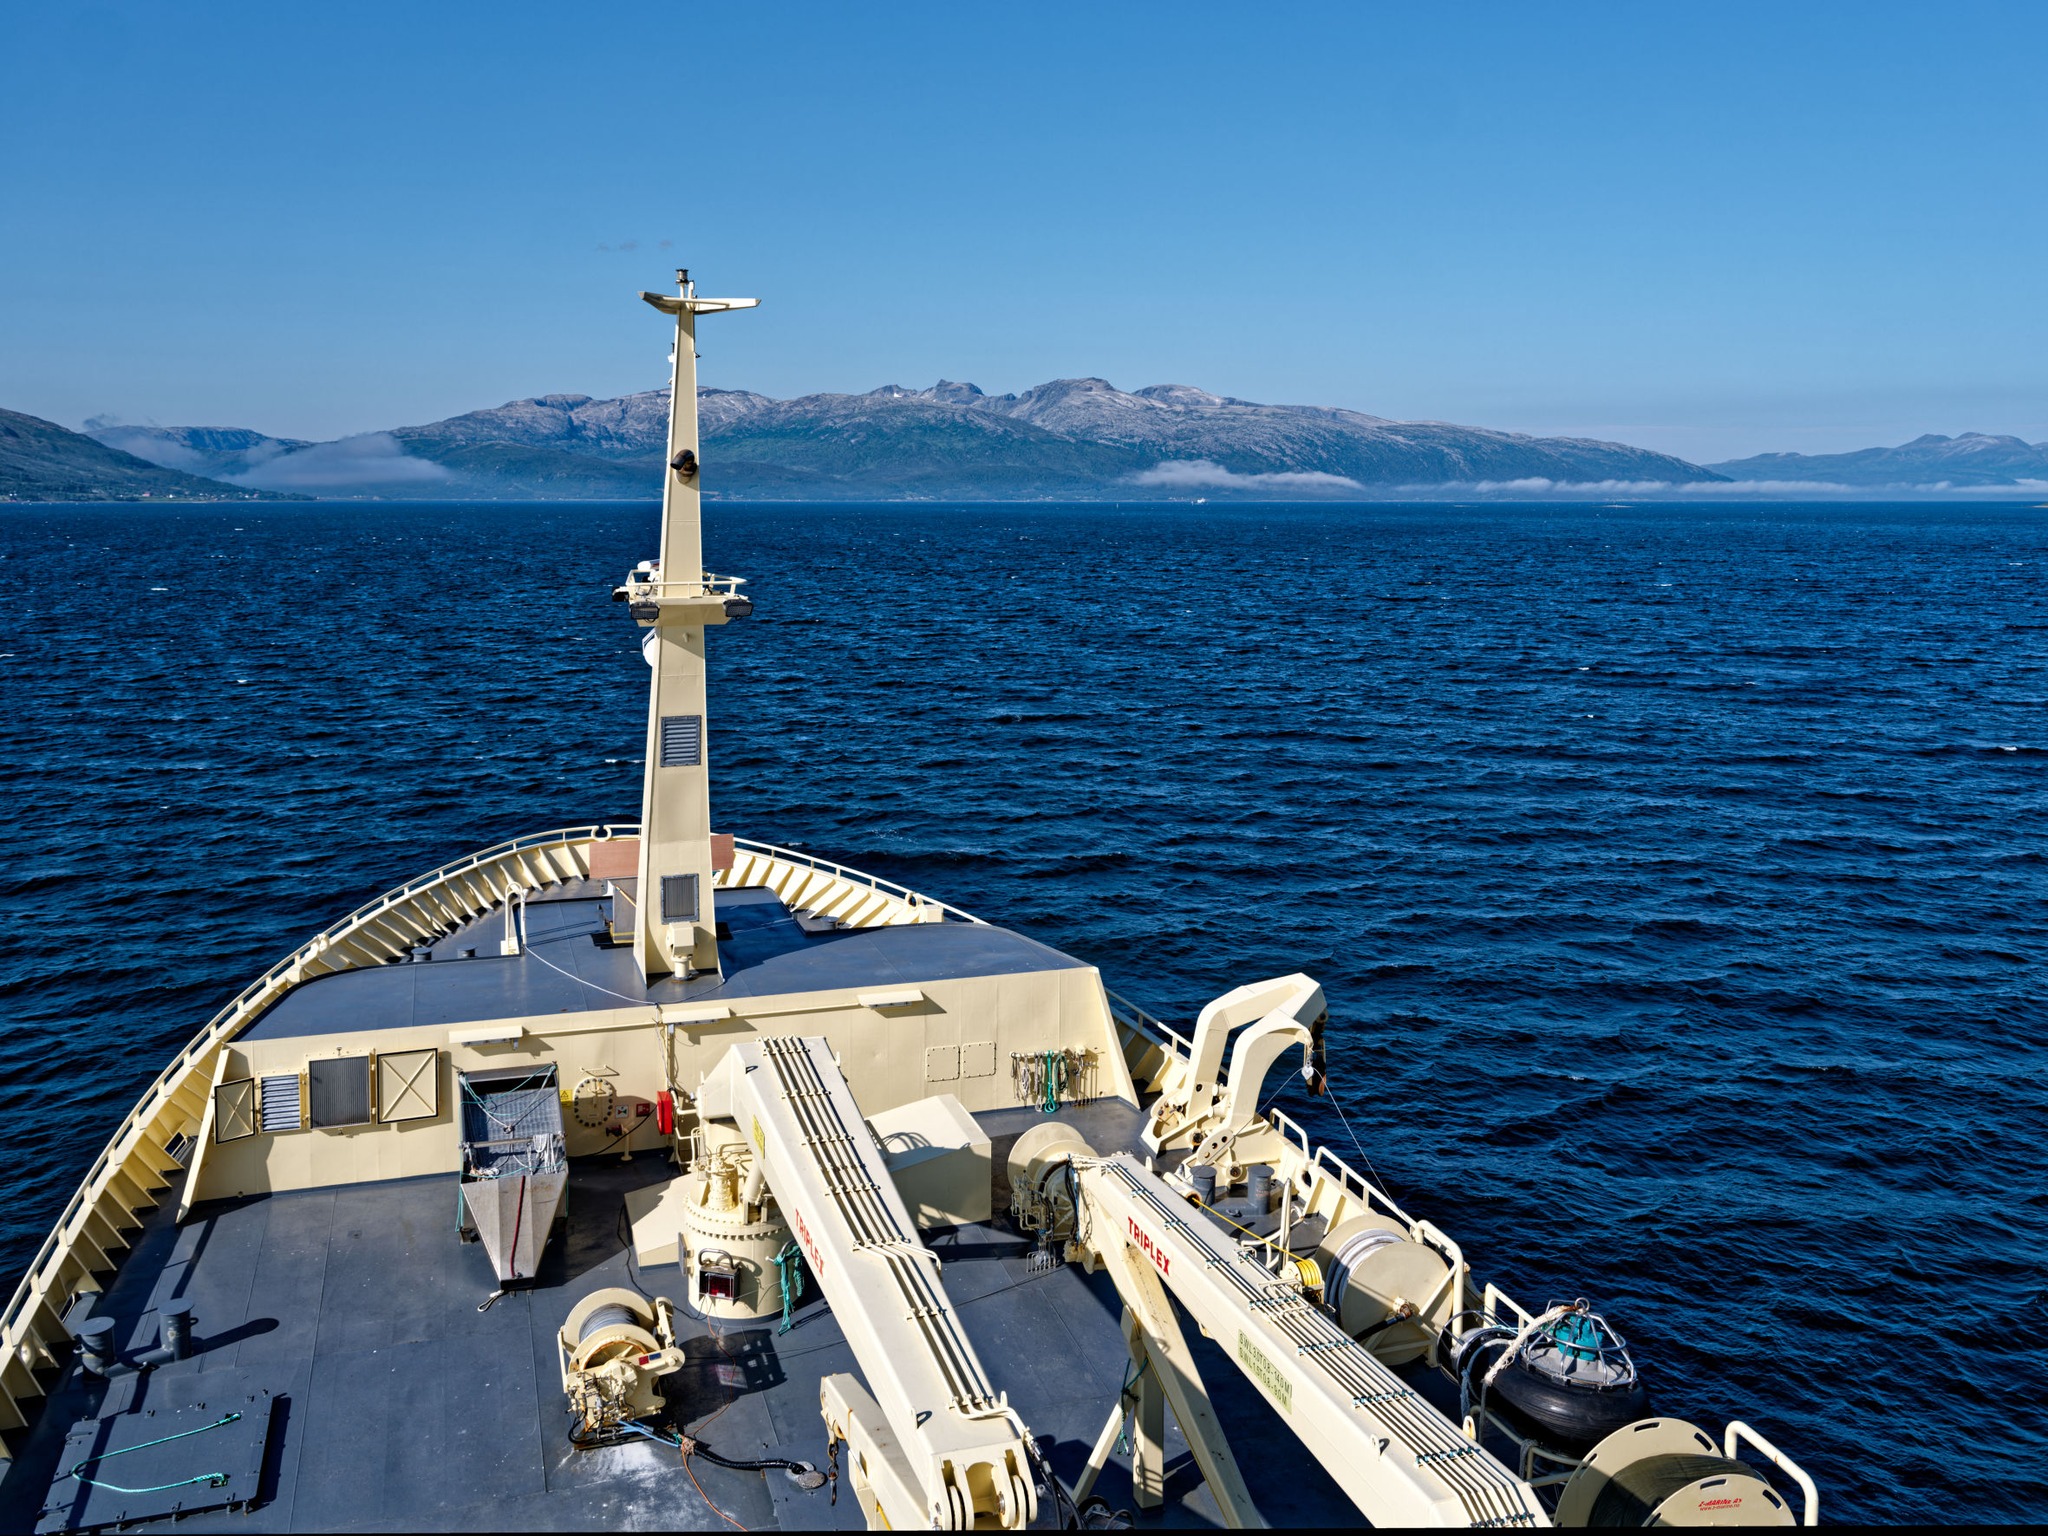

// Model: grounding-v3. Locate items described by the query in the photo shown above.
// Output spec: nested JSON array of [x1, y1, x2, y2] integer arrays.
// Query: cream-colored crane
[[694, 1037, 1040, 1529], [1008, 974, 1814, 1529], [1007, 966, 1548, 1531], [1057, 1149, 1546, 1526]]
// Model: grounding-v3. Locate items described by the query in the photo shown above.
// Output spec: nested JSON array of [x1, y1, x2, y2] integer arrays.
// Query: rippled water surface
[[2, 500, 2044, 1521]]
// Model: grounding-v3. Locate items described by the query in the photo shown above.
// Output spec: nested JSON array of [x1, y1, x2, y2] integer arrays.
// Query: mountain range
[[76, 379, 1726, 500], [7, 382, 2045, 502]]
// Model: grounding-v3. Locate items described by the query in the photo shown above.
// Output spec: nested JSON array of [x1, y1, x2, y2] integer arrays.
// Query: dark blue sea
[[2, 500, 2043, 1521]]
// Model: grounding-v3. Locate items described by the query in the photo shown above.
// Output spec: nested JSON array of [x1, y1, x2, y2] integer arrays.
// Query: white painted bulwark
[[449, 1023, 526, 1045]]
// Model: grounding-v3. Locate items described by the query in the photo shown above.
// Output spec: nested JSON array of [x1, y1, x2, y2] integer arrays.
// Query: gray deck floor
[[1, 1100, 1361, 1532], [241, 886, 1086, 1042]]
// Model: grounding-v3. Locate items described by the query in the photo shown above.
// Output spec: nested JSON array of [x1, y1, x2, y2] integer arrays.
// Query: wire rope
[[522, 942, 653, 1005], [1322, 1074, 1399, 1200]]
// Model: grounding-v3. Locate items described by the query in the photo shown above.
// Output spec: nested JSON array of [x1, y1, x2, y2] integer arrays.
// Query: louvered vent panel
[[259, 1074, 303, 1132], [660, 714, 702, 768], [308, 1056, 373, 1128], [661, 873, 699, 924]]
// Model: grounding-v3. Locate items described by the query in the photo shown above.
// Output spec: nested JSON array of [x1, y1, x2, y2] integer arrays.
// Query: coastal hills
[[1708, 433, 2048, 489], [73, 379, 1724, 500], [0, 408, 286, 502]]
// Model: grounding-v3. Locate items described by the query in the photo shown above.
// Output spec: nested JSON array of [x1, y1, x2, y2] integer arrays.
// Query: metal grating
[[458, 1067, 566, 1179], [259, 1073, 303, 1132], [661, 872, 699, 924], [307, 1057, 372, 1128], [659, 714, 702, 768]]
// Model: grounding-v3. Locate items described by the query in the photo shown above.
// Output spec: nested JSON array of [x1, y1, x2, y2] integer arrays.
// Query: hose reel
[[1556, 1418, 1796, 1527]]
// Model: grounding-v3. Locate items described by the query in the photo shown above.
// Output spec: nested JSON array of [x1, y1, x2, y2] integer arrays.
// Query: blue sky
[[3, 0, 2044, 461]]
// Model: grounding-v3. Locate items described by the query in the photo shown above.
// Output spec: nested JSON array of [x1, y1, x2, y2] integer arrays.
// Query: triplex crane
[[630, 979, 1810, 1529], [1008, 974, 1812, 1529], [694, 1035, 1040, 1529]]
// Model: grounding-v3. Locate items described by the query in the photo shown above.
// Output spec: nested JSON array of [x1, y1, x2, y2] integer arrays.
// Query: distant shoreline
[[9, 492, 2048, 510]]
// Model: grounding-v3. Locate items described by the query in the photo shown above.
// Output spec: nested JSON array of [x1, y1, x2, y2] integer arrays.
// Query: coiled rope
[[769, 1241, 804, 1335], [1040, 1050, 1066, 1114]]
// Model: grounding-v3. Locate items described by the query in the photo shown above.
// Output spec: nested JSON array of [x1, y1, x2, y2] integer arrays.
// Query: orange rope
[[681, 1446, 747, 1532], [679, 1320, 747, 1530]]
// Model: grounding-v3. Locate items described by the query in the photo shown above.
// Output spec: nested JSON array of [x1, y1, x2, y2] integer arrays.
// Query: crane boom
[[696, 1036, 1037, 1529], [1069, 1152, 1548, 1528]]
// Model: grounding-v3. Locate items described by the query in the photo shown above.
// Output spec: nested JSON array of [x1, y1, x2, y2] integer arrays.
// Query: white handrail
[[728, 835, 984, 926], [1105, 989, 1194, 1060], [1725, 1421, 1818, 1525]]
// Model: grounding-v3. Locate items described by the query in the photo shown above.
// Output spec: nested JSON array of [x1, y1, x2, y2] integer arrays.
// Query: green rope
[[1039, 1050, 1067, 1114], [769, 1241, 804, 1335], [1114, 1359, 1140, 1454], [68, 1410, 242, 1495]]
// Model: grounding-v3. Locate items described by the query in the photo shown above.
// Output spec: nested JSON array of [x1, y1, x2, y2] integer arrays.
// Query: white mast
[[629, 269, 758, 982]]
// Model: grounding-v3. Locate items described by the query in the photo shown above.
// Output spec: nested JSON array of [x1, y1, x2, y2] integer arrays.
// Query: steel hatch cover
[[35, 1383, 275, 1534]]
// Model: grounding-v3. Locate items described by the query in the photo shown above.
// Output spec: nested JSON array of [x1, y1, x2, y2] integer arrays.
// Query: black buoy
[[1486, 1352, 1651, 1454], [1467, 1303, 1652, 1455]]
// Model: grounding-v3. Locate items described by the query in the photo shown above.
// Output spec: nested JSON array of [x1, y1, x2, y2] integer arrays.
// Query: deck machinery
[[0, 274, 1819, 1533]]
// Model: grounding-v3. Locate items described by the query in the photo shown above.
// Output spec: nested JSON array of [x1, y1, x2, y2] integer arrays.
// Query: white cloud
[[234, 434, 451, 490], [93, 427, 213, 474], [1434, 477, 1865, 496], [1130, 458, 1365, 491], [1125, 465, 2048, 499]]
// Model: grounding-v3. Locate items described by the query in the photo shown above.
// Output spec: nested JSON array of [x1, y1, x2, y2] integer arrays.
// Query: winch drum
[[562, 1288, 663, 1373], [1313, 1215, 1451, 1363]]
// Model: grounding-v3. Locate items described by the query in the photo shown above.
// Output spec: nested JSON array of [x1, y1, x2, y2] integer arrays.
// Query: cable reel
[[1006, 1121, 1094, 1241], [1556, 1418, 1796, 1527], [557, 1287, 687, 1439]]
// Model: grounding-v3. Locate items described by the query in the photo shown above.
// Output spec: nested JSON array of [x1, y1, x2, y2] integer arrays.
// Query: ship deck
[[239, 885, 1087, 1042], [1, 1099, 1364, 1532]]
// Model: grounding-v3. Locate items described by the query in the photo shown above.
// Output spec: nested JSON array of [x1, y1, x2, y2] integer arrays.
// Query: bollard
[[161, 1299, 195, 1361], [73, 1317, 118, 1378], [1246, 1164, 1274, 1213]]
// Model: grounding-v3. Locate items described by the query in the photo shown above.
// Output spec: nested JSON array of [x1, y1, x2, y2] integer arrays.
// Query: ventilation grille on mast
[[660, 715, 702, 768], [661, 873, 699, 925]]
